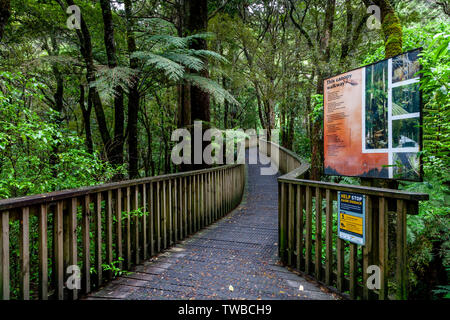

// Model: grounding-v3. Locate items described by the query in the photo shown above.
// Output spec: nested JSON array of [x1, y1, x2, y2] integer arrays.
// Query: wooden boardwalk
[[86, 149, 335, 300]]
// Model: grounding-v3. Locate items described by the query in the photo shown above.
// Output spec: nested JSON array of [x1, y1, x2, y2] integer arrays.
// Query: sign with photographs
[[324, 49, 422, 181], [337, 192, 366, 246]]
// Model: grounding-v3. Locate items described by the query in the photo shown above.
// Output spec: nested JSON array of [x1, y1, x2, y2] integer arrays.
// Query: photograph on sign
[[337, 192, 366, 246], [323, 49, 422, 181]]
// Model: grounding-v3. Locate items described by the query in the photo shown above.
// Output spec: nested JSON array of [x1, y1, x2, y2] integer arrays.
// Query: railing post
[[149, 183, 155, 257], [94, 193, 103, 287], [125, 187, 131, 269], [396, 199, 408, 300], [315, 187, 323, 281], [379, 197, 388, 300], [325, 189, 333, 286], [106, 191, 113, 281], [116, 188, 123, 269], [55, 202, 64, 300], [82, 195, 91, 294], [288, 184, 295, 266], [296, 185, 304, 271], [38, 205, 48, 300], [305, 186, 312, 275], [362, 195, 372, 300], [0, 211, 10, 300], [142, 184, 148, 261], [20, 207, 30, 300]]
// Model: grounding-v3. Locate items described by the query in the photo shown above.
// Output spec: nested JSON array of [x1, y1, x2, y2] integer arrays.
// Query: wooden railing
[[0, 164, 245, 300], [261, 139, 429, 300]]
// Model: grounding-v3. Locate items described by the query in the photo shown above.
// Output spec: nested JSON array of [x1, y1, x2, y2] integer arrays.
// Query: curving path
[[87, 148, 335, 300]]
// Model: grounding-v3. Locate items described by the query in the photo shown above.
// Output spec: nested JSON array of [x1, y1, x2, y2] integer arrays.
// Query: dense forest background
[[0, 0, 448, 299]]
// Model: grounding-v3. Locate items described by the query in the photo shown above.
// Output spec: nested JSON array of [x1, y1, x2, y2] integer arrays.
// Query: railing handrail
[[278, 178, 429, 202], [0, 164, 241, 211]]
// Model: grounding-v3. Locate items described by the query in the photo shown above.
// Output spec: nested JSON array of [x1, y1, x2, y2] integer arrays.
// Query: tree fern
[[184, 74, 239, 106]]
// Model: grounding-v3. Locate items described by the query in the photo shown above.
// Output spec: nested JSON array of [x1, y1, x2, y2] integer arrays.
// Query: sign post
[[337, 192, 366, 245]]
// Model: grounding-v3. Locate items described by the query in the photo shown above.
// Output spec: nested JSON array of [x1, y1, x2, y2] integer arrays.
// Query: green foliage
[[396, 23, 450, 298], [310, 94, 324, 124], [101, 258, 131, 278], [0, 72, 123, 198]]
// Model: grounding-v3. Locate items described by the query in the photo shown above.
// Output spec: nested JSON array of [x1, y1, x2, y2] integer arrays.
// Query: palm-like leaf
[[184, 74, 240, 106]]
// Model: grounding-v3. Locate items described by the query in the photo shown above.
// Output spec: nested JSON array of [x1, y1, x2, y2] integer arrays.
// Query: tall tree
[[124, 0, 141, 178], [59, 0, 113, 162], [99, 0, 125, 169]]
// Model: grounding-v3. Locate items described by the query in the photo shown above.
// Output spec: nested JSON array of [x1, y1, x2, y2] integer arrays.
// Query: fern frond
[[184, 73, 240, 106], [132, 52, 185, 81], [189, 49, 229, 64], [185, 32, 216, 43], [90, 66, 136, 99], [145, 35, 188, 49], [163, 51, 205, 72]]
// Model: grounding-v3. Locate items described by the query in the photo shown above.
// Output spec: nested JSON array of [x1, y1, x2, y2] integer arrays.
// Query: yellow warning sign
[[339, 213, 363, 235]]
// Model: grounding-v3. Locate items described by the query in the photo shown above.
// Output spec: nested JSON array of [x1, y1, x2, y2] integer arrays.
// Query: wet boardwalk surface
[[87, 149, 335, 300]]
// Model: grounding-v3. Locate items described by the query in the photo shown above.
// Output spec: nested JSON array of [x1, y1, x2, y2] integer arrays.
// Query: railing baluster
[[116, 188, 123, 269], [69, 198, 78, 299], [325, 189, 333, 286], [125, 187, 131, 269], [149, 183, 155, 257], [162, 180, 167, 249], [362, 195, 372, 300], [349, 243, 357, 299], [278, 182, 287, 262], [183, 177, 188, 238], [305, 186, 312, 275], [379, 197, 388, 300], [95, 193, 102, 287], [0, 210, 9, 300], [201, 174, 205, 228], [173, 179, 177, 243], [38, 205, 48, 300], [296, 185, 304, 271], [55, 202, 64, 300], [168, 179, 173, 245], [106, 191, 113, 281], [133, 186, 139, 265], [142, 184, 147, 261], [82, 195, 91, 294], [20, 207, 30, 300], [315, 187, 322, 280], [288, 183, 295, 266], [396, 199, 407, 300], [156, 182, 161, 252], [188, 176, 192, 234], [336, 236, 345, 293]]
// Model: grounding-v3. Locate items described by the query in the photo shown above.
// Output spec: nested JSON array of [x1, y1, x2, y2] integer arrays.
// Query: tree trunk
[[0, 0, 10, 41], [124, 0, 140, 179], [63, 0, 112, 159], [364, 0, 403, 59], [79, 85, 94, 154], [99, 0, 125, 169], [178, 0, 210, 170], [310, 0, 336, 180]]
